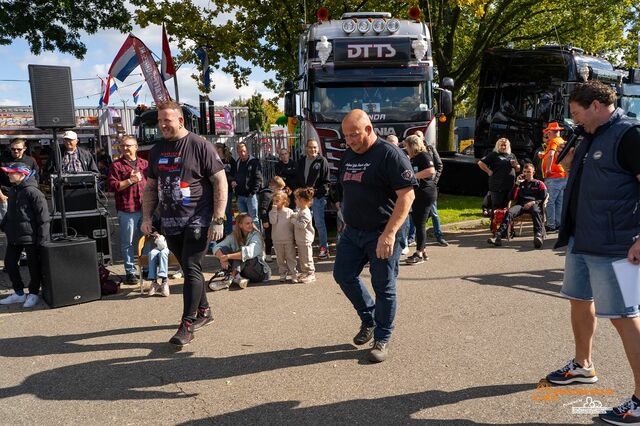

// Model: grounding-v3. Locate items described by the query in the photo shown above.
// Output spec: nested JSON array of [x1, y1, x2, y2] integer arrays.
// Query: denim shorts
[[561, 238, 639, 318]]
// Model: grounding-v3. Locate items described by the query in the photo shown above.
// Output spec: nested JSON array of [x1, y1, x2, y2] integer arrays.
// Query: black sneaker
[[534, 235, 544, 249], [353, 323, 375, 345], [544, 225, 557, 233], [192, 307, 214, 331], [124, 273, 138, 284], [318, 247, 329, 260], [405, 253, 425, 265], [436, 238, 449, 247], [487, 235, 502, 246], [545, 359, 598, 385], [600, 396, 640, 425], [368, 340, 389, 363], [169, 320, 194, 347]]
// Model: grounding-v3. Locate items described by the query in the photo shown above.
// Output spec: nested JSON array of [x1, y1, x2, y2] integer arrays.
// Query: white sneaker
[[23, 294, 39, 308], [233, 274, 249, 289], [160, 281, 170, 297], [0, 293, 27, 305], [401, 247, 410, 255], [148, 282, 159, 296], [171, 270, 183, 279]]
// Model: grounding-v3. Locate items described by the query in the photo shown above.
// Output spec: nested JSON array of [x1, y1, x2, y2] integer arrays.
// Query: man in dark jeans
[[334, 109, 416, 363], [142, 101, 227, 348], [233, 142, 263, 229]]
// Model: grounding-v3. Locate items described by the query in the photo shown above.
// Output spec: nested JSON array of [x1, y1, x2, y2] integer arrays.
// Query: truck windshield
[[311, 82, 428, 123], [620, 96, 640, 118]]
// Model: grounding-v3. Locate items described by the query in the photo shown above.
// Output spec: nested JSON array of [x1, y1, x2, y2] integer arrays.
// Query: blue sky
[[0, 23, 278, 109]]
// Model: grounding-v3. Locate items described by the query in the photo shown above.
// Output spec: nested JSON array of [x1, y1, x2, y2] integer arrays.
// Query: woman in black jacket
[[0, 163, 50, 308]]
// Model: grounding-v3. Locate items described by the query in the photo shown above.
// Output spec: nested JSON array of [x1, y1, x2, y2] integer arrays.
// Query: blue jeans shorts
[[561, 238, 639, 318]]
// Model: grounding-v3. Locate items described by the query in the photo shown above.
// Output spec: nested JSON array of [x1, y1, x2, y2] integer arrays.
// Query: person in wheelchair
[[488, 163, 547, 248]]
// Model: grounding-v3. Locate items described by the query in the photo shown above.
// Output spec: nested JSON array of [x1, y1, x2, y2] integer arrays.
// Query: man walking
[[108, 136, 148, 284], [296, 139, 330, 259], [141, 101, 227, 348], [333, 109, 416, 363], [233, 142, 262, 229], [541, 81, 640, 425]]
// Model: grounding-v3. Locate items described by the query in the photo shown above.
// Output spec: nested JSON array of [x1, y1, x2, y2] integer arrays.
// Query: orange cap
[[543, 122, 564, 133]]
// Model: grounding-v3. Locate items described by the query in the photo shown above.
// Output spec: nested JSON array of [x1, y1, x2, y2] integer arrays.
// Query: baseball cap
[[1, 162, 31, 175], [63, 130, 78, 140]]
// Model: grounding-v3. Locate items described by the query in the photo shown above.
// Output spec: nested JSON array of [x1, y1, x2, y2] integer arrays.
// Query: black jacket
[[0, 175, 50, 245], [257, 187, 273, 223], [296, 155, 330, 199], [45, 146, 99, 177], [234, 156, 263, 196], [427, 144, 443, 185], [274, 160, 298, 190]]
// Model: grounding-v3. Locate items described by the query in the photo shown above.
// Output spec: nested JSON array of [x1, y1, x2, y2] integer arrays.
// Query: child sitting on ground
[[290, 187, 316, 283], [269, 190, 298, 283]]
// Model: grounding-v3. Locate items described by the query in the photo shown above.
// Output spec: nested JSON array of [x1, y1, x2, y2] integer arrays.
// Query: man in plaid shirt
[[108, 136, 148, 283]]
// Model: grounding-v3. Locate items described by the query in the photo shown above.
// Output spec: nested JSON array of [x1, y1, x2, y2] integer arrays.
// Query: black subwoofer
[[41, 238, 101, 308]]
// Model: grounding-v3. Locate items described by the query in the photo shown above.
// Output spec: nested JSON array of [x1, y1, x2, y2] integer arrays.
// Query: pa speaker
[[41, 238, 101, 308], [28, 65, 76, 129]]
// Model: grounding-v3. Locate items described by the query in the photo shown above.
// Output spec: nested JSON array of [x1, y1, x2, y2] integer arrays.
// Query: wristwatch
[[213, 217, 225, 225]]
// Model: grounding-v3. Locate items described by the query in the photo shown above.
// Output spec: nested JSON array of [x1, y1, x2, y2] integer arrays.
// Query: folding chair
[[506, 193, 549, 242]]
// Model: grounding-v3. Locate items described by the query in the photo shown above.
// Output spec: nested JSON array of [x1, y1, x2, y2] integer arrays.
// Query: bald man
[[334, 109, 416, 363]]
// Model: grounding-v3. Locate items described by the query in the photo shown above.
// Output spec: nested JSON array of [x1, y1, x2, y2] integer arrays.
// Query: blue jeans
[[118, 210, 142, 275], [237, 194, 259, 229], [333, 226, 401, 343], [561, 237, 638, 318], [428, 201, 443, 240], [147, 247, 169, 279], [224, 190, 234, 236], [408, 216, 416, 241], [545, 177, 567, 229], [399, 216, 410, 250], [312, 197, 328, 249]]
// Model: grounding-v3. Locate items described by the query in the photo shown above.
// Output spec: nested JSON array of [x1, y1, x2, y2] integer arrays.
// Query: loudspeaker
[[28, 65, 76, 129], [50, 173, 99, 213], [50, 208, 112, 264], [41, 238, 101, 308]]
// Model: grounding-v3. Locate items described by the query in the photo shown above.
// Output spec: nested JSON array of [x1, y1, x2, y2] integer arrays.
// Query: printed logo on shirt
[[343, 171, 364, 182], [592, 150, 603, 160], [158, 157, 169, 165], [401, 170, 413, 180], [342, 161, 371, 183], [175, 157, 182, 164], [314, 163, 320, 170], [180, 181, 191, 206]]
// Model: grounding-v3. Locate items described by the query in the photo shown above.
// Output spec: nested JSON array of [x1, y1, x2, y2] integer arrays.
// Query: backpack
[[491, 208, 508, 234], [99, 265, 121, 295]]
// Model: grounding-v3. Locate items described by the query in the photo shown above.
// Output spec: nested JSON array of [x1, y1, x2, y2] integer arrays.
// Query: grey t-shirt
[[304, 156, 315, 181]]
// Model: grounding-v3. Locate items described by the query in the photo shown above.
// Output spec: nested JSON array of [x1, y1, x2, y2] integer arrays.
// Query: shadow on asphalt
[[450, 228, 566, 255], [0, 342, 366, 401], [176, 383, 581, 425], [461, 269, 565, 299]]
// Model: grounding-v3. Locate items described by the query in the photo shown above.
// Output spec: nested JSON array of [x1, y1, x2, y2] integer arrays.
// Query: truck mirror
[[284, 80, 295, 92], [441, 77, 454, 90], [439, 89, 453, 116], [284, 92, 296, 117]]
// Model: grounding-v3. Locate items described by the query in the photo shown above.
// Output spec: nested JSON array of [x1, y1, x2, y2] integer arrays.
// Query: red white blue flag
[[161, 24, 176, 81], [108, 35, 139, 82], [132, 84, 143, 104], [100, 75, 118, 107]]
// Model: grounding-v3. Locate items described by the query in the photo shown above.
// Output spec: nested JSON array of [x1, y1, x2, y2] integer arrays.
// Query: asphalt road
[[0, 225, 631, 425]]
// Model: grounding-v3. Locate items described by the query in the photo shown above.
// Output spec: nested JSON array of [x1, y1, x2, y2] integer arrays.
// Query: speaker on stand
[[28, 64, 101, 307]]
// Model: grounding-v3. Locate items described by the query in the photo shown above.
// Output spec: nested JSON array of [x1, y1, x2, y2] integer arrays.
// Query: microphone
[[556, 126, 584, 165]]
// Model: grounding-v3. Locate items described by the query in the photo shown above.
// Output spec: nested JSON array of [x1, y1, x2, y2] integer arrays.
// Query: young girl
[[290, 187, 316, 283], [268, 191, 298, 282], [259, 176, 286, 262]]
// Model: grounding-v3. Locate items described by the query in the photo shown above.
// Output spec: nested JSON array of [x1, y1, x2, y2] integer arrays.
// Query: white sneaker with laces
[[0, 293, 27, 305], [401, 247, 410, 255], [160, 282, 170, 297], [233, 274, 249, 289], [23, 294, 39, 308]]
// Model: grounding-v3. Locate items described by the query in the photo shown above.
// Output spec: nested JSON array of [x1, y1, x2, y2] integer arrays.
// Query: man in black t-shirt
[[334, 109, 416, 363], [541, 81, 640, 425], [142, 101, 227, 348], [0, 138, 40, 221]]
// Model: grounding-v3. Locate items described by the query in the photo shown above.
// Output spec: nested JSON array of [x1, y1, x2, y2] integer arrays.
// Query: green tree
[[247, 93, 268, 132], [0, 0, 132, 58], [263, 100, 282, 127]]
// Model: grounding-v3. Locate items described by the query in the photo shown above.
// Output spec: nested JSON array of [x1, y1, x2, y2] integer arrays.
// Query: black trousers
[[5, 243, 42, 295], [410, 187, 437, 251], [489, 190, 510, 210], [165, 227, 210, 322], [498, 204, 543, 237]]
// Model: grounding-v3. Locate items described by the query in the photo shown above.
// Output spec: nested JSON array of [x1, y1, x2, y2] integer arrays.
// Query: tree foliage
[[247, 93, 268, 132], [0, 0, 132, 58]]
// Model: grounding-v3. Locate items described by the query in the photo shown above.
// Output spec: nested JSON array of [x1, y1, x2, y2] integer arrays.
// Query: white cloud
[[0, 98, 21, 106]]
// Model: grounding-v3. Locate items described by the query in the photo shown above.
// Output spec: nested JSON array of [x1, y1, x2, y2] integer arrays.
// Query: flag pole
[[174, 75, 180, 103]]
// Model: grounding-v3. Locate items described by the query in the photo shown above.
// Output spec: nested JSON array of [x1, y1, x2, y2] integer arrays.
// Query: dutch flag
[[108, 35, 139, 82]]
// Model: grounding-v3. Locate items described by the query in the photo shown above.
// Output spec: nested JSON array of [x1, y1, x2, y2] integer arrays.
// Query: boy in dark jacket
[[0, 163, 50, 308]]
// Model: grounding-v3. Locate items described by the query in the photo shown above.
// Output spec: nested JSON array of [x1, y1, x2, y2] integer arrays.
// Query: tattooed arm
[[140, 177, 158, 234]]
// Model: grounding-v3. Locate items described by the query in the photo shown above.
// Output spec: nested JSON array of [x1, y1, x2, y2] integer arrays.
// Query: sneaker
[[408, 239, 416, 247], [171, 270, 183, 279], [401, 247, 410, 256], [233, 274, 249, 289], [299, 272, 316, 283], [0, 293, 27, 305], [488, 235, 502, 246], [279, 275, 288, 283], [192, 307, 214, 331], [545, 225, 557, 233], [208, 277, 231, 291], [546, 359, 598, 385], [124, 273, 138, 284], [169, 320, 194, 347], [318, 247, 329, 260], [353, 323, 375, 345], [368, 340, 389, 363], [405, 253, 425, 265], [436, 238, 449, 247], [148, 281, 159, 296], [23, 294, 39, 308], [288, 274, 299, 283], [600, 396, 640, 425], [160, 281, 170, 297], [534, 235, 544, 249]]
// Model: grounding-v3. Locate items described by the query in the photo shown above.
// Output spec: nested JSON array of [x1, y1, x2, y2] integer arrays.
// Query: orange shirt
[[541, 136, 567, 179]]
